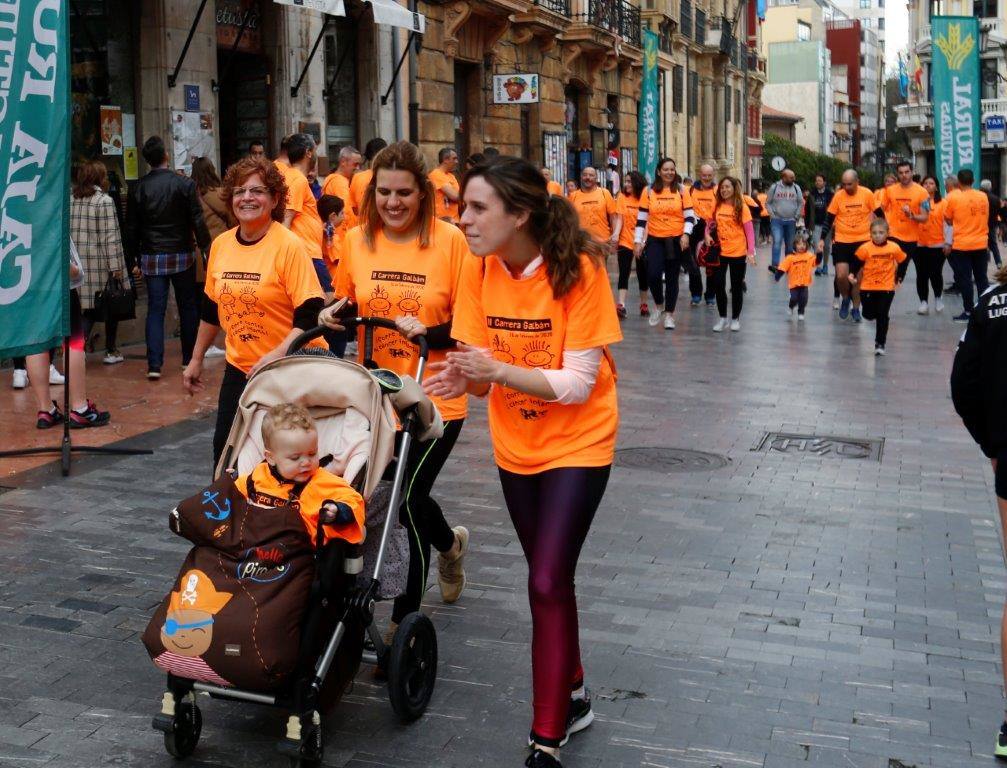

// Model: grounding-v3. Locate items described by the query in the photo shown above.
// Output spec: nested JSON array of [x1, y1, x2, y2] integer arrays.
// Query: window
[[859, 54, 865, 65], [688, 71, 699, 117], [725, 86, 732, 122], [735, 88, 742, 123], [878, 17, 884, 29], [982, 58, 998, 99], [673, 65, 684, 113], [975, 0, 997, 17], [797, 21, 811, 40], [862, 17, 870, 26], [859, 0, 870, 6], [878, 0, 884, 6]]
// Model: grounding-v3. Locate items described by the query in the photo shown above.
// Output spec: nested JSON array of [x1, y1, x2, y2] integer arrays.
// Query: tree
[[761, 134, 881, 191], [884, 75, 912, 162]]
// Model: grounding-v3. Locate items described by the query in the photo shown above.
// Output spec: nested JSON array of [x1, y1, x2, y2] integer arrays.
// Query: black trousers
[[861, 291, 894, 346], [711, 257, 747, 319], [212, 363, 248, 472], [949, 248, 990, 312], [689, 223, 714, 300], [615, 246, 648, 294], [645, 236, 685, 310], [82, 309, 119, 352], [789, 286, 809, 313], [914, 246, 945, 301]]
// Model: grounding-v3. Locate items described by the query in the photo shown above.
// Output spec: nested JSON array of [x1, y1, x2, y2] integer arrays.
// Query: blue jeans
[[145, 264, 199, 370], [771, 218, 797, 267]]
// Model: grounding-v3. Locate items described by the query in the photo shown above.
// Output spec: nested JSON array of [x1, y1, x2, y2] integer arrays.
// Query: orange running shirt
[[777, 251, 816, 289], [546, 180, 563, 197], [428, 168, 461, 222], [349, 169, 372, 215], [757, 192, 770, 217], [919, 198, 947, 247], [321, 172, 358, 233], [713, 201, 753, 257], [336, 218, 470, 421], [204, 222, 326, 373], [691, 185, 717, 221], [569, 187, 618, 242], [640, 185, 694, 238], [617, 194, 642, 250], [944, 188, 990, 250], [281, 165, 324, 259], [827, 186, 877, 243], [451, 253, 623, 474], [854, 241, 907, 291], [881, 183, 929, 243]]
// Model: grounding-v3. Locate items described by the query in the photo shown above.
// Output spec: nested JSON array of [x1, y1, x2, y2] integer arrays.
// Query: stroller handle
[[287, 318, 430, 361]]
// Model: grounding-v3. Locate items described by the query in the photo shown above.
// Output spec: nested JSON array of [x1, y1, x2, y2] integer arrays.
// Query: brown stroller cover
[[142, 472, 316, 692]]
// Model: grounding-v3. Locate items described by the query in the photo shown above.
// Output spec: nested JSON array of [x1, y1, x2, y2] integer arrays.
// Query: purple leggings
[[498, 464, 611, 746]]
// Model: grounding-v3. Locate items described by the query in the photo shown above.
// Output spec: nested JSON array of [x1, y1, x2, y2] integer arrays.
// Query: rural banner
[[638, 30, 660, 183], [0, 1, 70, 357], [931, 16, 980, 194]]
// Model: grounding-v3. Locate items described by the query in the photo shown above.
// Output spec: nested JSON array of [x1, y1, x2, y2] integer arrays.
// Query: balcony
[[896, 98, 1007, 130], [704, 15, 736, 60], [533, 0, 570, 13], [619, 2, 642, 46], [512, 0, 572, 40], [567, 0, 642, 48]]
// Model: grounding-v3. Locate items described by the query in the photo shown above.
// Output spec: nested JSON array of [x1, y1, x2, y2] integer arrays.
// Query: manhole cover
[[755, 432, 884, 461], [615, 447, 729, 473]]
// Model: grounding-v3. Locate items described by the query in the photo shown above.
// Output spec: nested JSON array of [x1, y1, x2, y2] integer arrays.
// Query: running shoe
[[690, 296, 701, 306], [11, 368, 27, 389], [935, 298, 945, 313], [615, 303, 627, 320], [839, 298, 850, 319], [706, 298, 716, 307], [147, 368, 161, 380], [48, 364, 64, 385], [797, 313, 806, 322], [874, 345, 886, 356], [526, 749, 561, 767], [438, 526, 469, 604], [69, 400, 110, 428], [527, 691, 594, 748], [995, 721, 1007, 759], [713, 318, 727, 332], [851, 308, 862, 323], [103, 350, 124, 365], [917, 301, 929, 315], [953, 312, 971, 323], [730, 319, 741, 332], [766, 265, 776, 275], [788, 306, 796, 319], [205, 344, 226, 358], [663, 313, 675, 330], [648, 310, 662, 327], [639, 302, 650, 317], [36, 402, 63, 429], [833, 297, 841, 310]]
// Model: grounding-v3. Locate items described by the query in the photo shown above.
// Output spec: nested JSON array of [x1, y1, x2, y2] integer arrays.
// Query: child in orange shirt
[[774, 232, 816, 321], [851, 219, 908, 356], [317, 195, 347, 357], [237, 403, 366, 547]]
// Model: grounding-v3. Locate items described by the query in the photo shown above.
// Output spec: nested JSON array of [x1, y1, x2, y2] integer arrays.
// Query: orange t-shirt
[[880, 182, 929, 243], [321, 172, 358, 233], [691, 185, 717, 221], [335, 219, 469, 421], [777, 251, 816, 289], [827, 186, 877, 243], [570, 187, 618, 242], [546, 180, 563, 197], [640, 185, 694, 238], [281, 164, 324, 259], [757, 193, 769, 217], [617, 194, 642, 250], [349, 169, 372, 215], [204, 223, 326, 373], [944, 188, 990, 250], [428, 168, 461, 222], [919, 198, 947, 247], [713, 201, 752, 257], [854, 241, 907, 291], [238, 463, 365, 546], [451, 253, 623, 474]]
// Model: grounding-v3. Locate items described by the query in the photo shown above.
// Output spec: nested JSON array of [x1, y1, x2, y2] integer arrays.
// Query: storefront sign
[[986, 114, 1006, 144], [100, 105, 123, 156], [0, 0, 71, 356], [931, 16, 980, 194], [217, 0, 262, 53], [492, 74, 539, 104], [637, 30, 660, 183]]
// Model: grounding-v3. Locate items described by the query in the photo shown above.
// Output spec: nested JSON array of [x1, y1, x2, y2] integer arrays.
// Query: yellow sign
[[935, 23, 975, 71], [124, 147, 138, 181]]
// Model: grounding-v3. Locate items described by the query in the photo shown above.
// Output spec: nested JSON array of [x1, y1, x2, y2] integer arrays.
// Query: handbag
[[696, 224, 721, 269], [94, 271, 136, 322]]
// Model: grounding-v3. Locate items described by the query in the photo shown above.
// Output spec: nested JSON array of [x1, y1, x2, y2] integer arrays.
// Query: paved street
[[0, 253, 1003, 768]]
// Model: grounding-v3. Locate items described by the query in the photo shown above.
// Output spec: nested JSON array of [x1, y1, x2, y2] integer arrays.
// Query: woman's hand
[[679, 234, 690, 251], [704, 235, 714, 247], [131, 266, 142, 280], [69, 263, 81, 280], [318, 302, 345, 331], [747, 252, 756, 266], [633, 243, 644, 260], [422, 360, 469, 400], [249, 346, 285, 377], [395, 315, 427, 340], [182, 359, 204, 395], [112, 269, 122, 280], [445, 344, 504, 385]]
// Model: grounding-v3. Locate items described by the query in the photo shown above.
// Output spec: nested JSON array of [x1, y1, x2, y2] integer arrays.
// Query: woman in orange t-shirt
[[182, 156, 327, 469], [917, 175, 948, 312], [615, 171, 650, 318], [319, 141, 471, 629], [708, 177, 756, 332], [423, 156, 622, 767]]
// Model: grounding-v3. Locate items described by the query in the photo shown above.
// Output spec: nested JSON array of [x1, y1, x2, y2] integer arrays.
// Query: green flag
[[638, 30, 660, 184], [931, 16, 980, 195], [0, 1, 70, 357]]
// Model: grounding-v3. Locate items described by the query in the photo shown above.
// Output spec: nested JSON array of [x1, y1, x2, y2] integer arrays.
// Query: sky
[[885, 1, 909, 72]]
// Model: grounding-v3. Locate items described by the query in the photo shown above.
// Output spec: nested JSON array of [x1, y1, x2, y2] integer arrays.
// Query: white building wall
[[764, 82, 822, 151]]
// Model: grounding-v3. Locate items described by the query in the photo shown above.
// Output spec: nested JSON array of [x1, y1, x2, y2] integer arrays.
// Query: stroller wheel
[[387, 612, 438, 722], [163, 701, 202, 758]]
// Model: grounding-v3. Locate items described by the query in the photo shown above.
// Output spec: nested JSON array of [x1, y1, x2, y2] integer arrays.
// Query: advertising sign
[[931, 16, 980, 194], [638, 30, 660, 183], [986, 114, 1006, 144], [492, 74, 540, 104], [100, 105, 123, 156]]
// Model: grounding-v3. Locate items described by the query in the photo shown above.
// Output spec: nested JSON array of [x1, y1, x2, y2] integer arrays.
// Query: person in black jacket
[[126, 136, 212, 379], [810, 173, 834, 277], [950, 266, 1007, 759]]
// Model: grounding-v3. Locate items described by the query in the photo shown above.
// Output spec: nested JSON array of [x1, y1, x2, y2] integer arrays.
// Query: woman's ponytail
[[536, 194, 605, 298]]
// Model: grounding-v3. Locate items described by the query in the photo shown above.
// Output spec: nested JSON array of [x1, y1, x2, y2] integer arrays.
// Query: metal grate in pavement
[[755, 432, 884, 461], [615, 447, 730, 473]]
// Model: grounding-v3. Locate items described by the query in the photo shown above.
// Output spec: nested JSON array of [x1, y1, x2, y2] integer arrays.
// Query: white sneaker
[[204, 345, 226, 358], [648, 308, 663, 327], [789, 306, 797, 319], [874, 345, 886, 356], [48, 364, 64, 385], [730, 319, 741, 332], [713, 317, 727, 332], [11, 369, 27, 389], [103, 351, 124, 365], [797, 313, 806, 322], [917, 301, 929, 315], [663, 313, 675, 330], [935, 298, 944, 313], [832, 297, 840, 310]]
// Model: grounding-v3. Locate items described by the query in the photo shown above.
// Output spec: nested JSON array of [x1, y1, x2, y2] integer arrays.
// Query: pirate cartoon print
[[153, 569, 234, 687]]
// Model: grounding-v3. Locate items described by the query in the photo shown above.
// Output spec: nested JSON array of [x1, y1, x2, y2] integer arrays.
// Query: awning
[[274, 0, 425, 33]]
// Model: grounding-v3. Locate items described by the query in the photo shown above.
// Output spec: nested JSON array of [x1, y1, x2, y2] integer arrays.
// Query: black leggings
[[82, 309, 119, 352], [392, 418, 464, 623], [789, 286, 808, 313], [861, 290, 894, 346], [615, 246, 648, 294], [645, 236, 685, 310], [711, 256, 747, 319], [213, 362, 248, 472], [914, 246, 945, 301], [498, 464, 610, 747]]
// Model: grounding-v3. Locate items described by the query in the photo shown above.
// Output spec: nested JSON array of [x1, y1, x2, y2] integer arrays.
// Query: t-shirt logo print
[[397, 290, 422, 316], [491, 334, 515, 364], [367, 286, 392, 316], [238, 287, 265, 318], [521, 340, 555, 368]]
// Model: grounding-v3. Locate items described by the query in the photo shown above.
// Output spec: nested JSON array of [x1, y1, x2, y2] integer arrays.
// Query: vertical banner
[[638, 30, 660, 184], [0, 1, 70, 357], [932, 16, 980, 194]]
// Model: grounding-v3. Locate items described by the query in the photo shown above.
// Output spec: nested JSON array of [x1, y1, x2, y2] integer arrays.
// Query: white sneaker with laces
[[730, 319, 741, 332], [103, 351, 124, 365], [935, 297, 945, 313], [797, 313, 806, 322], [204, 345, 226, 358], [917, 301, 929, 315], [648, 308, 663, 327], [11, 369, 27, 389], [713, 317, 727, 332], [663, 313, 675, 330], [48, 364, 64, 385], [832, 297, 840, 310]]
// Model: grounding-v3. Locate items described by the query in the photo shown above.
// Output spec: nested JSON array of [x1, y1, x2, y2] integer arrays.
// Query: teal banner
[[638, 30, 660, 184], [0, 1, 70, 357], [931, 16, 980, 195]]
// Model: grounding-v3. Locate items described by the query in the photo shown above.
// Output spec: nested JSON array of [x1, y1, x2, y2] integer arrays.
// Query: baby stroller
[[150, 318, 443, 766]]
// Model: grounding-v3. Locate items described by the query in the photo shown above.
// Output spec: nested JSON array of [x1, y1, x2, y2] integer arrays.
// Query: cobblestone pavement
[[0, 256, 1003, 768]]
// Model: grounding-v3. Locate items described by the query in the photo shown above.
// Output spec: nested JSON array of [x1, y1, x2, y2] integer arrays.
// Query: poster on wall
[[171, 110, 217, 174], [101, 105, 124, 156], [493, 74, 539, 104], [124, 147, 139, 181]]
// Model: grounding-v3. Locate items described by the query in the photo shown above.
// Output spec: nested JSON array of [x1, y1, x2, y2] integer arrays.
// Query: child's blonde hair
[[261, 403, 315, 448], [793, 232, 810, 251]]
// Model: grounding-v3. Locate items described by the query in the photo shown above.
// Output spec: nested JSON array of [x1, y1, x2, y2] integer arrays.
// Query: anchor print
[[201, 490, 232, 521]]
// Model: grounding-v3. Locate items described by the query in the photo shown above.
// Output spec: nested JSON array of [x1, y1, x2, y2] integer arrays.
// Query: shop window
[[324, 19, 359, 160], [673, 65, 684, 113]]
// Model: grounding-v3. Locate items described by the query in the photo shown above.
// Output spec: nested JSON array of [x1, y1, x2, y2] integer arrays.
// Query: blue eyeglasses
[[163, 617, 214, 636]]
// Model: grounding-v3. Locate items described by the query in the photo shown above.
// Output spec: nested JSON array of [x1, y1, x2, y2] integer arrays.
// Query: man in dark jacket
[[126, 136, 211, 379], [810, 173, 834, 276]]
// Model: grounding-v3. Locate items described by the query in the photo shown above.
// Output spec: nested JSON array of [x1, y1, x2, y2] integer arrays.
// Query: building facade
[[825, 18, 881, 166], [763, 40, 832, 154]]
